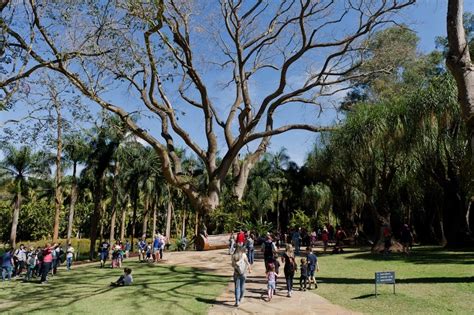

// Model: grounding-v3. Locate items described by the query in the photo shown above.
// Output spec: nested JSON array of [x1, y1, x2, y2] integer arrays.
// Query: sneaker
[[234, 302, 239, 307]]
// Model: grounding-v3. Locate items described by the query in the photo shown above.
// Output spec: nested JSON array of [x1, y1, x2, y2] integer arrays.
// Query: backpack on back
[[264, 241, 273, 258], [235, 256, 247, 275]]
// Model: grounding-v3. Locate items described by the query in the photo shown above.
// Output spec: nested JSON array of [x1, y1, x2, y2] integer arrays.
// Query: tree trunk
[[194, 211, 199, 236], [447, 0, 474, 148], [108, 162, 120, 249], [131, 195, 138, 251], [152, 202, 157, 237], [166, 200, 173, 239], [89, 175, 104, 259], [233, 155, 261, 200], [66, 162, 78, 245], [276, 186, 280, 233], [120, 202, 127, 241], [10, 185, 21, 248], [142, 193, 150, 237], [52, 100, 63, 243], [182, 208, 186, 238]]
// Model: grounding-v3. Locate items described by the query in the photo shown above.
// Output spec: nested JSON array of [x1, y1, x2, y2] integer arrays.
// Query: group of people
[[1, 243, 75, 284], [98, 239, 132, 268], [137, 234, 167, 263], [230, 232, 320, 307]]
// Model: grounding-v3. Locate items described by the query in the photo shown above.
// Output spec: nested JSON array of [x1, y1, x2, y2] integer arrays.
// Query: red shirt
[[236, 232, 245, 244], [42, 247, 53, 263]]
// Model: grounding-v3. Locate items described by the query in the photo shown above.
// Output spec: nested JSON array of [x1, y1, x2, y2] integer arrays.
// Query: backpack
[[288, 256, 297, 273], [264, 241, 273, 258], [235, 256, 247, 275]]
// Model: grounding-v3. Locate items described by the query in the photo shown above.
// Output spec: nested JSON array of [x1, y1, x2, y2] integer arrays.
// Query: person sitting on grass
[[110, 267, 133, 287]]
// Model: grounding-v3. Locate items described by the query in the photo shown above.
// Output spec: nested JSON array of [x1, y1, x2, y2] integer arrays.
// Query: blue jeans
[[293, 240, 300, 255], [285, 271, 294, 292], [247, 248, 254, 264], [26, 266, 35, 280], [233, 273, 246, 303], [2, 266, 12, 281], [66, 257, 73, 270]]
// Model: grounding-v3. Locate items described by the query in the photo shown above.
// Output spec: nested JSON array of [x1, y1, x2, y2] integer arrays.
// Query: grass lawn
[[314, 246, 474, 314], [0, 259, 228, 315]]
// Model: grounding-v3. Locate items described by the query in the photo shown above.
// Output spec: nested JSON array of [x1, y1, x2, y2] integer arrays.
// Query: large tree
[[0, 0, 415, 214], [0, 146, 50, 247], [447, 0, 474, 151]]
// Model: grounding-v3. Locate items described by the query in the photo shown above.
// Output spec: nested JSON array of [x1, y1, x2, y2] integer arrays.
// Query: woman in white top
[[231, 245, 251, 307]]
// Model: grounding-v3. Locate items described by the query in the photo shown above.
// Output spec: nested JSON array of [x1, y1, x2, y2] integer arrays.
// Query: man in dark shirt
[[306, 247, 319, 289]]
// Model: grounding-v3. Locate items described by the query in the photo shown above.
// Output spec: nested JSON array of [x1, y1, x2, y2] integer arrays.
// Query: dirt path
[[164, 249, 360, 315]]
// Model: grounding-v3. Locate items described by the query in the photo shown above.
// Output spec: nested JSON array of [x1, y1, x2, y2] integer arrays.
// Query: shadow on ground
[[317, 276, 474, 285], [343, 246, 474, 265], [0, 261, 228, 314]]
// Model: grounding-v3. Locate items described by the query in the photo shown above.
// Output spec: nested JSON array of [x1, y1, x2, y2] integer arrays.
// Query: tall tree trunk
[[10, 184, 21, 248], [120, 202, 127, 241], [194, 211, 199, 236], [166, 200, 173, 239], [131, 195, 138, 251], [89, 175, 104, 259], [108, 162, 119, 248], [152, 200, 157, 237], [447, 0, 474, 148], [182, 207, 186, 238], [276, 186, 281, 233], [142, 194, 150, 236], [66, 162, 78, 245], [52, 101, 63, 242]]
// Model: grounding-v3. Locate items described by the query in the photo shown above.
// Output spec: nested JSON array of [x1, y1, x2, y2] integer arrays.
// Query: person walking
[[306, 247, 320, 289], [231, 245, 252, 307], [66, 243, 75, 271], [1, 248, 14, 282], [261, 235, 277, 271], [40, 243, 56, 284], [246, 234, 255, 265], [13, 244, 27, 277], [281, 244, 297, 297]]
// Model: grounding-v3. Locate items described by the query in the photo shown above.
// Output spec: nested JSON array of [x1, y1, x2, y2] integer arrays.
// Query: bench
[[195, 233, 231, 251]]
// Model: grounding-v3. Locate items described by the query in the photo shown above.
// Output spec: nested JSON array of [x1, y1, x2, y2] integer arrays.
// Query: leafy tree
[[1, 0, 416, 214], [0, 145, 50, 247]]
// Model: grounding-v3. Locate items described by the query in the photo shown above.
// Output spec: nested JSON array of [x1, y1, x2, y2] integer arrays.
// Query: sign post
[[375, 271, 395, 297]]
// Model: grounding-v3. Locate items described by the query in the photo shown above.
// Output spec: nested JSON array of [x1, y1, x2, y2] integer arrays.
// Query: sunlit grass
[[0, 259, 228, 315], [314, 246, 474, 314]]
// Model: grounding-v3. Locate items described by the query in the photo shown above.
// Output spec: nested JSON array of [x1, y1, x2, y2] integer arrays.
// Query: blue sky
[[2, 0, 474, 166]]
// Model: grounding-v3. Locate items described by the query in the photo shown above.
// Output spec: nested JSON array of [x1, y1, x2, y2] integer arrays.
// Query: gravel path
[[164, 249, 360, 315]]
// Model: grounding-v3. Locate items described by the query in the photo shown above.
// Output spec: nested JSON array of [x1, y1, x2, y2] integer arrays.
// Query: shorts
[[100, 252, 107, 261], [153, 248, 160, 254], [267, 281, 276, 290], [309, 267, 315, 277]]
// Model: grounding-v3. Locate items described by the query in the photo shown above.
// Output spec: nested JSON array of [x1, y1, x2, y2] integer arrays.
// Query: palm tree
[[0, 145, 50, 247], [63, 133, 90, 245], [246, 176, 273, 224]]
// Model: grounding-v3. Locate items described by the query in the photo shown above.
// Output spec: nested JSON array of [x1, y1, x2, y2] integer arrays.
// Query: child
[[299, 257, 308, 291], [306, 247, 319, 289], [273, 254, 281, 294], [111, 247, 120, 268], [26, 248, 37, 281], [110, 267, 133, 287], [266, 263, 278, 301], [146, 242, 152, 261]]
